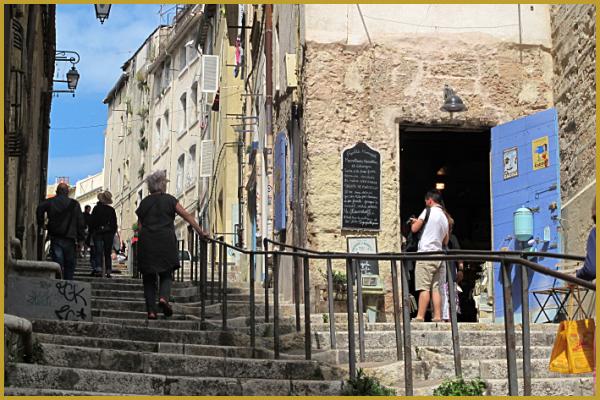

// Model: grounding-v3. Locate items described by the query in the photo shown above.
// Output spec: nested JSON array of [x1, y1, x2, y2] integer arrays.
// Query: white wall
[[305, 4, 551, 46]]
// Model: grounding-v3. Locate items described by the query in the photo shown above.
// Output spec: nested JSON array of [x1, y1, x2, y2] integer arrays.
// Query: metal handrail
[[185, 234, 593, 396]]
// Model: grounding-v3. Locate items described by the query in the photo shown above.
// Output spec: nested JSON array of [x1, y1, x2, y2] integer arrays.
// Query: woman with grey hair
[[136, 170, 209, 319]]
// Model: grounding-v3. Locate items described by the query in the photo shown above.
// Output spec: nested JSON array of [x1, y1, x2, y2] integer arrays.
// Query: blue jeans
[[94, 232, 114, 275], [89, 243, 98, 272], [50, 237, 77, 280]]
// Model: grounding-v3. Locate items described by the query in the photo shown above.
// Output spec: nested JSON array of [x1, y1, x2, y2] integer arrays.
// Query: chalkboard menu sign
[[342, 142, 381, 230]]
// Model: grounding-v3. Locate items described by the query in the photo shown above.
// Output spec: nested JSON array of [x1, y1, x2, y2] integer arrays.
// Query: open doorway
[[399, 125, 491, 322]]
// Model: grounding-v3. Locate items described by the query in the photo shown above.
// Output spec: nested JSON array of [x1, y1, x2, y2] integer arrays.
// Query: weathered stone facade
[[550, 4, 596, 255], [5, 5, 56, 261], [301, 37, 554, 247]]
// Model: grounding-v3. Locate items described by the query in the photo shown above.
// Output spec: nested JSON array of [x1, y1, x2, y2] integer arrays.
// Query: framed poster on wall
[[347, 236, 379, 276]]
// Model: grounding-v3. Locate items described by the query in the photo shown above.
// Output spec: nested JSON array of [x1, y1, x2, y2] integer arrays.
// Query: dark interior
[[399, 125, 492, 321]]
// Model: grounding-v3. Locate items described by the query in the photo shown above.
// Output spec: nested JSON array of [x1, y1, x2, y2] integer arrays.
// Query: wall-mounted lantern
[[53, 50, 81, 96], [95, 4, 111, 24], [440, 84, 467, 113]]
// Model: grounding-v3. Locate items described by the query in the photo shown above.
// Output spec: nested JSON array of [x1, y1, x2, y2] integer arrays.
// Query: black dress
[[135, 193, 180, 274]]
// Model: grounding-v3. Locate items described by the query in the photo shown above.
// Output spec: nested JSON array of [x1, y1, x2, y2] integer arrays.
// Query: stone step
[[481, 377, 594, 396], [3, 387, 133, 396], [38, 343, 339, 381], [308, 313, 560, 331], [313, 344, 554, 364], [93, 317, 203, 330], [35, 332, 271, 359], [5, 363, 343, 395], [92, 309, 190, 320], [313, 330, 556, 350], [32, 319, 249, 347]]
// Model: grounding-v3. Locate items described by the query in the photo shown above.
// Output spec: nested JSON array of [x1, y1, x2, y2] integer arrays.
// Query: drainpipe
[[264, 4, 274, 242]]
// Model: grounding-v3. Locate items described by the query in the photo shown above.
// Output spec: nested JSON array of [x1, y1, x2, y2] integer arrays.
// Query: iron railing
[[166, 231, 593, 396]]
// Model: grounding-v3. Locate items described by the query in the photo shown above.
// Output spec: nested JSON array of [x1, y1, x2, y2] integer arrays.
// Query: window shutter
[[201, 55, 219, 93], [199, 140, 214, 177]]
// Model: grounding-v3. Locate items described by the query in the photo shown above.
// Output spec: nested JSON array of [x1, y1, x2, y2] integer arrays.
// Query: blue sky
[[48, 4, 167, 184]]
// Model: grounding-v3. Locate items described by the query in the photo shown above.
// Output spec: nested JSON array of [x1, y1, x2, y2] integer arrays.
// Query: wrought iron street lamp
[[53, 50, 81, 96], [95, 5, 111, 24]]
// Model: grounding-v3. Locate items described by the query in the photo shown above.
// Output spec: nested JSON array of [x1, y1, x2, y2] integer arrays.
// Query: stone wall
[[550, 4, 596, 255], [301, 34, 554, 314]]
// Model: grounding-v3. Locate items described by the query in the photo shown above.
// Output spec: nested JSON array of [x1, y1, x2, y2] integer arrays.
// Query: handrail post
[[303, 256, 312, 360], [355, 260, 366, 363], [326, 259, 337, 349], [501, 260, 519, 395], [200, 238, 207, 324], [222, 243, 228, 331], [273, 252, 280, 359], [211, 241, 216, 304], [391, 260, 403, 361], [250, 253, 256, 355], [446, 260, 462, 377], [520, 259, 532, 396], [400, 260, 413, 396], [218, 240, 223, 303], [346, 257, 356, 379], [264, 239, 270, 323], [294, 250, 302, 332]]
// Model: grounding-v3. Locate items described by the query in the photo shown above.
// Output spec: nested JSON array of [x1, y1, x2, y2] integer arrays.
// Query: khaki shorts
[[415, 260, 443, 291]]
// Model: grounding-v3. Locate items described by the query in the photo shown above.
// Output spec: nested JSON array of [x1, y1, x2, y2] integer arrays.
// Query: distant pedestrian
[[409, 189, 449, 322], [36, 182, 85, 280], [90, 191, 118, 278], [82, 205, 93, 259], [136, 170, 208, 320]]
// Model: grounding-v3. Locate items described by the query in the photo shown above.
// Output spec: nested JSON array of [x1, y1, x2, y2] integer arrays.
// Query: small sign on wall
[[532, 136, 550, 170], [347, 236, 379, 276], [503, 147, 519, 180]]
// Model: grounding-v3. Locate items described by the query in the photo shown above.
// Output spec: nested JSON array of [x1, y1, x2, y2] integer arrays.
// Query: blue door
[[491, 108, 562, 323]]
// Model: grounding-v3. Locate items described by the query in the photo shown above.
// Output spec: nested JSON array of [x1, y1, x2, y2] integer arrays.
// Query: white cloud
[[47, 153, 105, 184], [55, 4, 162, 95]]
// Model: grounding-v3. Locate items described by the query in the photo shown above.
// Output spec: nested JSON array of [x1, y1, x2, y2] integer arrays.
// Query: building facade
[[5, 5, 56, 261], [238, 4, 596, 318], [74, 171, 104, 210]]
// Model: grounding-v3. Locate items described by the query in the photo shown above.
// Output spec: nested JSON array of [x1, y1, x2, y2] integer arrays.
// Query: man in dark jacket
[[90, 191, 118, 277], [36, 182, 85, 280]]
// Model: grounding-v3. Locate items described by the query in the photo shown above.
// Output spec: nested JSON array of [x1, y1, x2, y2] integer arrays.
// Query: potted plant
[[332, 271, 348, 300]]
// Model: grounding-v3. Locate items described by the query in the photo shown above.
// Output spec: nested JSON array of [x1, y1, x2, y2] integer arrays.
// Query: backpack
[[403, 208, 431, 252]]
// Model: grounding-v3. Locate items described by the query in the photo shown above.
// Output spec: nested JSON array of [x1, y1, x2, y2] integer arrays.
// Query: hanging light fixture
[[66, 66, 80, 90], [440, 84, 467, 113], [94, 4, 112, 24]]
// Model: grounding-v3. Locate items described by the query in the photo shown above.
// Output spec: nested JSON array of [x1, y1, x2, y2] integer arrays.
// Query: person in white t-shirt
[[409, 189, 449, 322]]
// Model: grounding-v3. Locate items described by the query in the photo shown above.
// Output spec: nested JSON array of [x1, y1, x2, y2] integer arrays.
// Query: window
[[178, 46, 186, 71], [190, 82, 198, 125], [199, 140, 214, 178], [179, 93, 187, 134], [186, 145, 196, 187], [162, 57, 172, 89], [154, 68, 163, 98], [201, 55, 219, 93], [154, 119, 161, 152], [163, 110, 170, 147], [176, 154, 185, 195]]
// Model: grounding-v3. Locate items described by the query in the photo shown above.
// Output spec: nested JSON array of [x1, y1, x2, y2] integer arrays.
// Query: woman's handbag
[[549, 286, 595, 374]]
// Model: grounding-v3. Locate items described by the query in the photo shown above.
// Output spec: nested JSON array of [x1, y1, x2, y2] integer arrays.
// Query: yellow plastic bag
[[549, 286, 596, 374], [549, 321, 570, 373], [565, 318, 595, 374]]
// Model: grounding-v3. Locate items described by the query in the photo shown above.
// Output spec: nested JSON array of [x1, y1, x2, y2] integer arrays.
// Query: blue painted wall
[[491, 109, 561, 323]]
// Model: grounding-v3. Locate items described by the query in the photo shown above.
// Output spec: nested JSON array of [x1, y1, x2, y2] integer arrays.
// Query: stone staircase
[[305, 314, 594, 395], [4, 258, 346, 396], [5, 257, 594, 395]]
